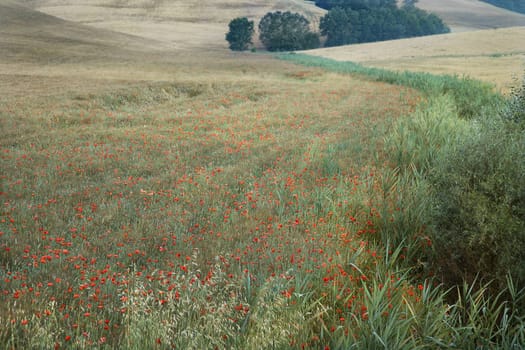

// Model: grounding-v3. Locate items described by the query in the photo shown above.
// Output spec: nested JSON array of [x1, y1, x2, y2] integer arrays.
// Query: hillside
[[302, 0, 525, 92], [17, 0, 326, 50], [10, 0, 525, 52], [0, 0, 166, 62], [417, 0, 525, 31], [306, 26, 525, 92], [0, 0, 176, 99]]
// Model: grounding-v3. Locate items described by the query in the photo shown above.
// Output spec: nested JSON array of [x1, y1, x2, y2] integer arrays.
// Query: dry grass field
[[7, 0, 523, 95], [303, 0, 525, 92], [306, 26, 525, 93], [18, 0, 325, 50], [417, 0, 525, 32]]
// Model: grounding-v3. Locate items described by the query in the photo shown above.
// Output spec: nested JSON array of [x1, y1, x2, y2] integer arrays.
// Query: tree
[[225, 17, 254, 51], [258, 11, 320, 51], [315, 0, 396, 10], [320, 7, 358, 46]]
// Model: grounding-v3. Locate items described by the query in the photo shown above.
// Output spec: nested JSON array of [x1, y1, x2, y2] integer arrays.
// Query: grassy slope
[[0, 3, 428, 349], [304, 0, 525, 93], [305, 26, 525, 92], [18, 0, 326, 50], [0, 1, 317, 100], [8, 0, 523, 92], [417, 0, 525, 32]]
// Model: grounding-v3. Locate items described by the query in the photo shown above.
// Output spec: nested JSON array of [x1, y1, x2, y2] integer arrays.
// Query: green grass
[[1, 49, 524, 349], [278, 53, 504, 119], [283, 53, 525, 348]]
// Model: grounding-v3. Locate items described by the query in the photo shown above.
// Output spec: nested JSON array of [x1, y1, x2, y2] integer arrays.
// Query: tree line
[[226, 0, 449, 51]]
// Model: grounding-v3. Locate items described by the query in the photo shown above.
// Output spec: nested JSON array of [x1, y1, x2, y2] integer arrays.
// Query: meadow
[[2, 1, 525, 349], [1, 51, 427, 348], [2, 50, 525, 348]]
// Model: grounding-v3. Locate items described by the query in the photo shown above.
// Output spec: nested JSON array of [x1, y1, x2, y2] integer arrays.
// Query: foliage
[[314, 0, 396, 10], [319, 7, 359, 46], [258, 11, 320, 52], [283, 53, 525, 346], [320, 5, 449, 46], [480, 0, 525, 14], [226, 17, 255, 51], [428, 114, 525, 293]]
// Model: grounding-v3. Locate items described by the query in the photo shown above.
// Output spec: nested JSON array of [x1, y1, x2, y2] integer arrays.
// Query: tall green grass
[[1, 51, 523, 348], [279, 53, 503, 119], [283, 53, 525, 348]]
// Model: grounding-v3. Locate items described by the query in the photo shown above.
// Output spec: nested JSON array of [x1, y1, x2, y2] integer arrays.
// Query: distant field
[[10, 0, 524, 94], [417, 0, 525, 32], [18, 0, 325, 50], [18, 0, 525, 53], [306, 26, 525, 93]]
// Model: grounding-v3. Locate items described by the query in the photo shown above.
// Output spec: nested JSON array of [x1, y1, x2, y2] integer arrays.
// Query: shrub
[[428, 114, 525, 293]]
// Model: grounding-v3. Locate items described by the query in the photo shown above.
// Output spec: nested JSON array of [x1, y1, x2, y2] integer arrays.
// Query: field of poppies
[[1, 53, 524, 349]]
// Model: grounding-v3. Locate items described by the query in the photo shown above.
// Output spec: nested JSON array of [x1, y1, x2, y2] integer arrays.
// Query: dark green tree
[[315, 0, 396, 10], [319, 5, 449, 46], [258, 11, 320, 51], [320, 7, 358, 46], [225, 17, 254, 51]]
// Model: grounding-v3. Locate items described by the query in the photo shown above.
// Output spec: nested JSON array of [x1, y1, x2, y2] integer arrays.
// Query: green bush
[[283, 52, 525, 347], [428, 114, 525, 292], [226, 17, 255, 51]]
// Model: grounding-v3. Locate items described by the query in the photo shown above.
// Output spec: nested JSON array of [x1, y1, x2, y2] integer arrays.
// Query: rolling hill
[[417, 0, 525, 32], [16, 0, 326, 50], [306, 26, 525, 92], [302, 0, 525, 92], [1, 0, 524, 94], [16, 0, 525, 52]]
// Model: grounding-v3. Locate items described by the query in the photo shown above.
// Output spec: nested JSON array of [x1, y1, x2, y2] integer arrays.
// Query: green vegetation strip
[[279, 53, 503, 119]]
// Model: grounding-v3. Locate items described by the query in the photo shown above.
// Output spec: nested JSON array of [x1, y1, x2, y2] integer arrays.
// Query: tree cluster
[[320, 2, 449, 46], [225, 1, 449, 51], [315, 0, 396, 10], [226, 11, 319, 52]]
